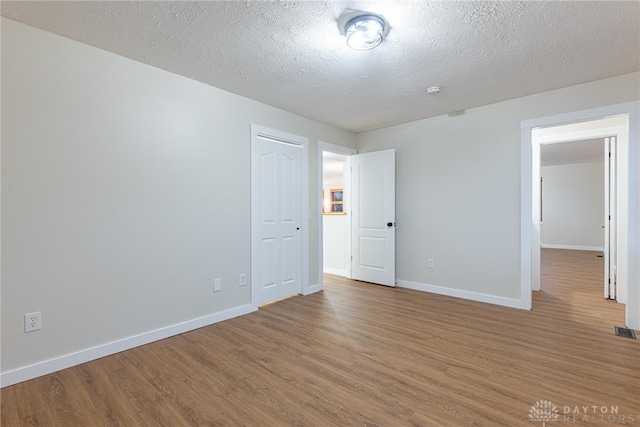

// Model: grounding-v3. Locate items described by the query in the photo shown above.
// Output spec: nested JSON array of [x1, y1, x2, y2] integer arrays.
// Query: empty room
[[1, 1, 639, 426]]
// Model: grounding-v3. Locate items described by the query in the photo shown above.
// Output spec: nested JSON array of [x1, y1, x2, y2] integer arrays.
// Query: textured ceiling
[[2, 1, 639, 133]]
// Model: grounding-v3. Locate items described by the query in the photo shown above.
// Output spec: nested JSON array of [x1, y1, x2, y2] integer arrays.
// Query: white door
[[351, 149, 396, 286], [604, 136, 617, 300], [251, 129, 302, 305]]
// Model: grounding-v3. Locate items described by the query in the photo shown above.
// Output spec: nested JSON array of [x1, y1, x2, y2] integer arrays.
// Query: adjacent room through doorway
[[321, 150, 350, 278], [531, 114, 630, 326]]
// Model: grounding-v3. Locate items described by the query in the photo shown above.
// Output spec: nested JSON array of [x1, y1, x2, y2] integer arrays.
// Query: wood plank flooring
[[2, 249, 638, 426]]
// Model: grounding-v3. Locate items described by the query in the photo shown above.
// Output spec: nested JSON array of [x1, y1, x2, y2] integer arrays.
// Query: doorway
[[321, 150, 350, 277], [318, 142, 356, 286], [537, 122, 620, 304], [533, 116, 627, 303], [520, 101, 640, 329], [318, 144, 397, 288]]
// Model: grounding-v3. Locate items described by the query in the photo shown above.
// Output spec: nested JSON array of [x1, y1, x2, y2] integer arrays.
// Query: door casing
[[521, 101, 639, 329]]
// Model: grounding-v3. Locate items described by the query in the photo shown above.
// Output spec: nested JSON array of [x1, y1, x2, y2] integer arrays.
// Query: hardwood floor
[[2, 249, 638, 426]]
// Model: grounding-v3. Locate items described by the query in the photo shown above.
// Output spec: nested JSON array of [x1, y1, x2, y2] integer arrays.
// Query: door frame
[[604, 136, 617, 300], [317, 142, 356, 289], [250, 124, 310, 306], [520, 101, 640, 329]]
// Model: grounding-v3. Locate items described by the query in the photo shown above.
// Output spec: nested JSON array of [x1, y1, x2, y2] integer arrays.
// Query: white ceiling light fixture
[[339, 11, 389, 51]]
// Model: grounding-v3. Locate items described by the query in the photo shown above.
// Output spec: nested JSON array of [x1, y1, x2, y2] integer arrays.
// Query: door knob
[[387, 222, 394, 227]]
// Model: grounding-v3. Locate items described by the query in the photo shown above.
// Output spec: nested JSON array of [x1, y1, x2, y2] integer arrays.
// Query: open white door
[[351, 149, 396, 287], [251, 126, 304, 305], [604, 136, 617, 300]]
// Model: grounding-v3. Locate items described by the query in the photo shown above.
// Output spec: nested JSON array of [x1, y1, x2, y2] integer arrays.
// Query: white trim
[[0, 304, 257, 388], [534, 127, 622, 144], [541, 244, 604, 252], [318, 142, 357, 290], [521, 101, 640, 329], [604, 136, 612, 299], [323, 267, 347, 277], [302, 282, 323, 296], [397, 280, 521, 310], [520, 124, 533, 309], [250, 124, 310, 301]]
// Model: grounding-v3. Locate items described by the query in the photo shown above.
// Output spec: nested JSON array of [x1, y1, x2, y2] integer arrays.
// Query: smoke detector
[[426, 86, 441, 95]]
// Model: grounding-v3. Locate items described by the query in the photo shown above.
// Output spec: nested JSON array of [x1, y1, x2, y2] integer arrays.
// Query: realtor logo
[[529, 400, 559, 426]]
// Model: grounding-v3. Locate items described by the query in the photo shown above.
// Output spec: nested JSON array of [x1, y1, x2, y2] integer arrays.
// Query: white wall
[[357, 72, 639, 304], [1, 18, 356, 382], [322, 180, 348, 275], [322, 162, 348, 275], [541, 162, 604, 250], [322, 215, 348, 276]]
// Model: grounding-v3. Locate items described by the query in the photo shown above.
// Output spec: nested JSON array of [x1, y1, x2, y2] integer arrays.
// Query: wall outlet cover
[[24, 312, 42, 332]]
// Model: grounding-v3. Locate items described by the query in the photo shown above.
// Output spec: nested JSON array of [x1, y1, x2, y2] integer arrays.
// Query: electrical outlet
[[24, 312, 41, 333], [213, 278, 222, 292], [428, 258, 435, 269], [239, 273, 246, 287]]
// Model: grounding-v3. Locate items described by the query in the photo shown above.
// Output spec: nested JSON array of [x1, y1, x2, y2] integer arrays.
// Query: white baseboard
[[396, 280, 522, 310], [541, 243, 604, 252], [323, 267, 347, 277], [0, 304, 257, 388]]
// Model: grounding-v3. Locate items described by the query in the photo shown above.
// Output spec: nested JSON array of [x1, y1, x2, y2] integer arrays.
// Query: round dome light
[[344, 14, 386, 50]]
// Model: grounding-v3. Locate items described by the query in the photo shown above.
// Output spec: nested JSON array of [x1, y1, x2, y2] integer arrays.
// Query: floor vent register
[[614, 326, 637, 339]]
